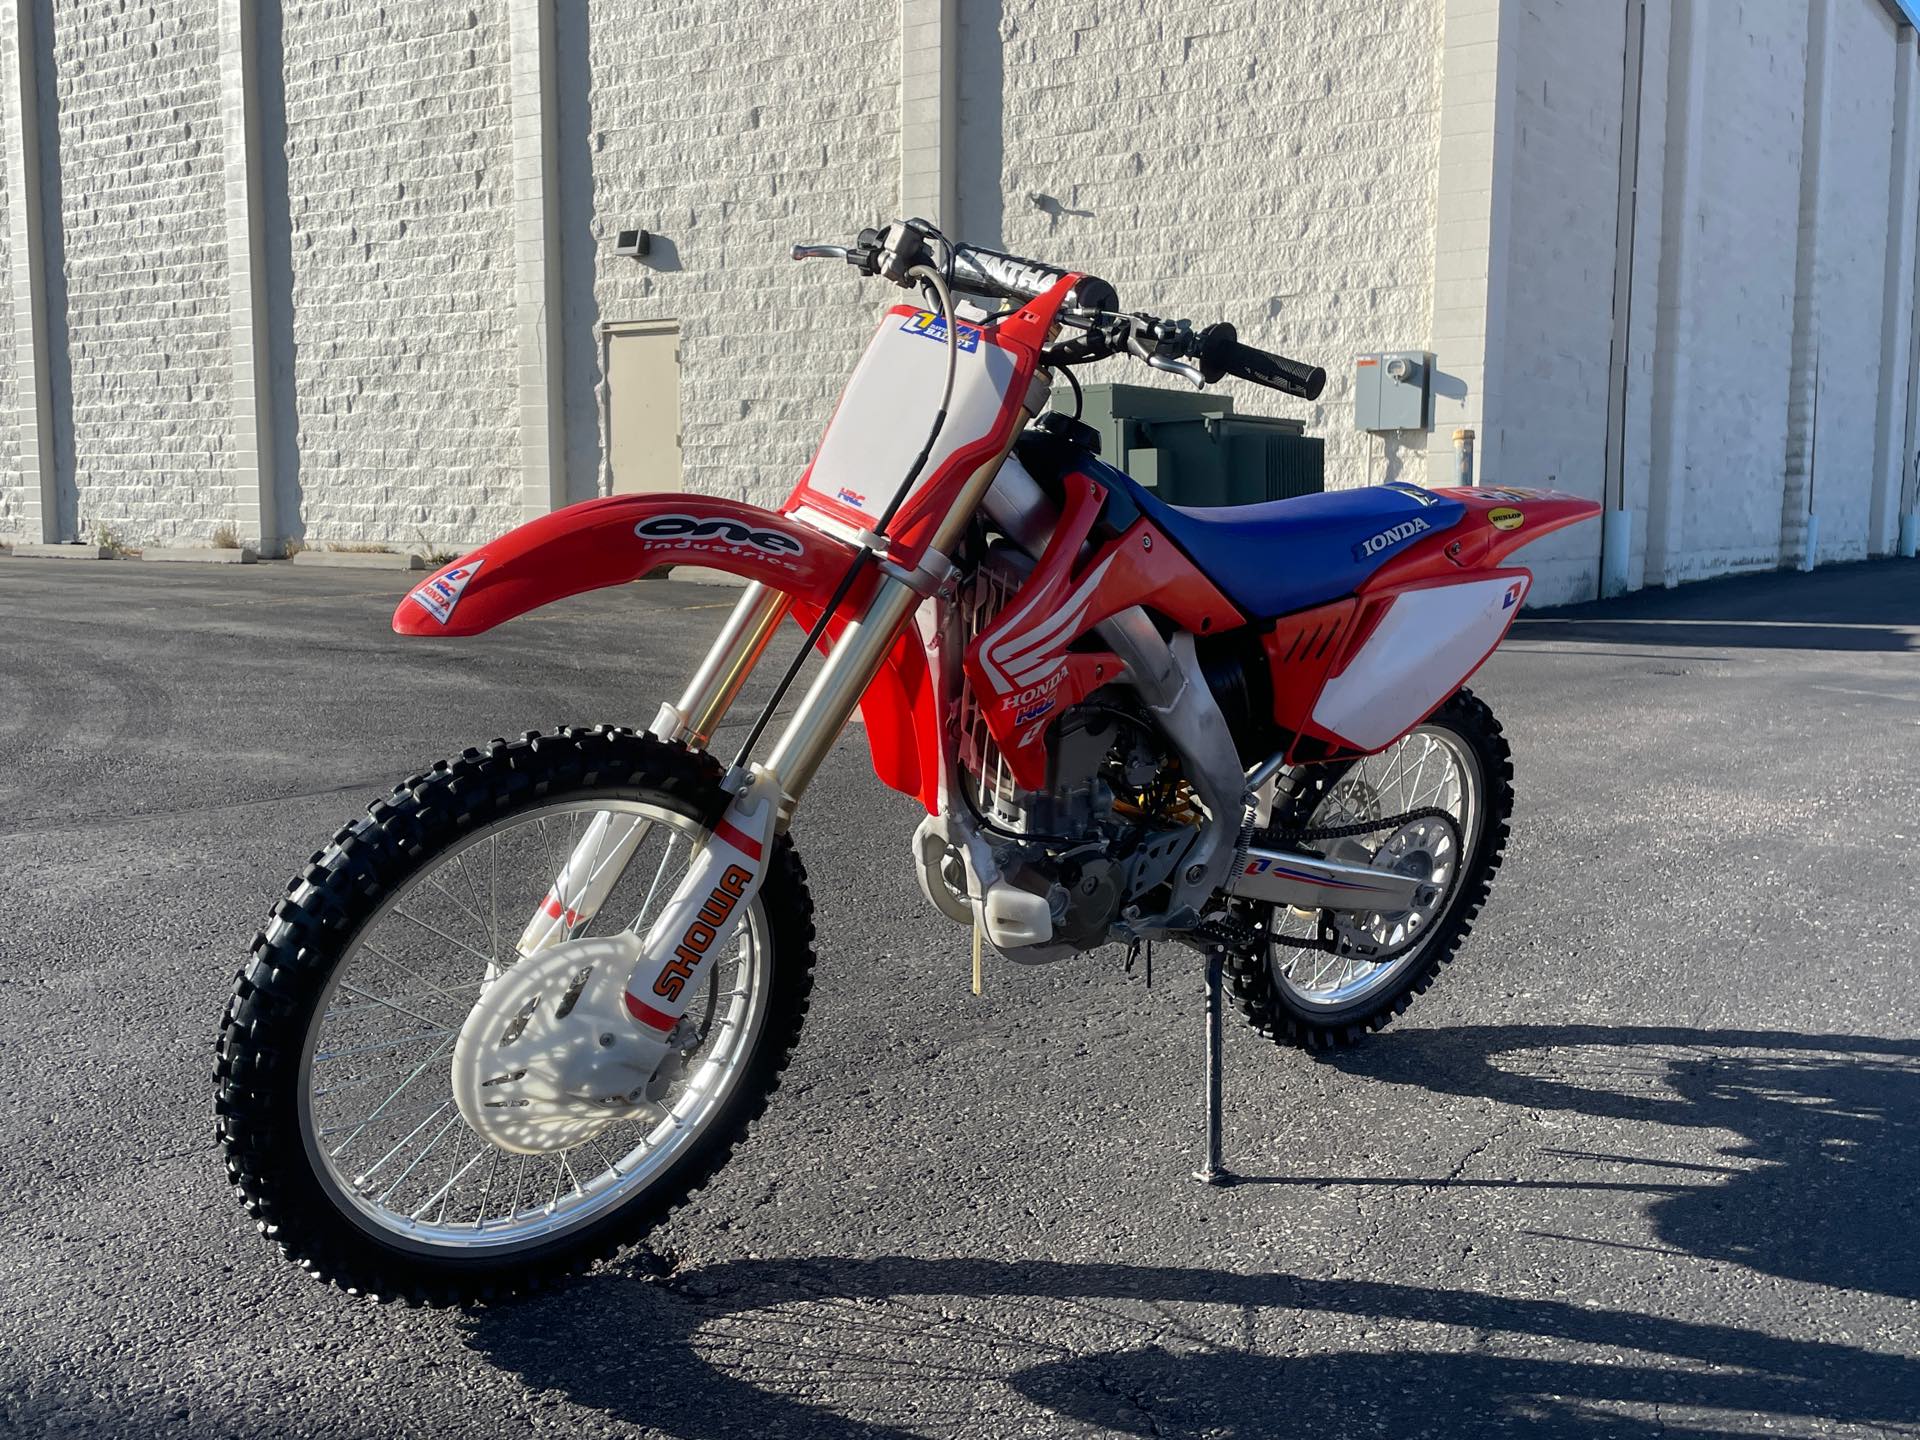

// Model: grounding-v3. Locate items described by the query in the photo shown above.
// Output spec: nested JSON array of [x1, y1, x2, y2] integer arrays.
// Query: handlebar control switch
[[876, 218, 938, 286], [1354, 350, 1432, 433]]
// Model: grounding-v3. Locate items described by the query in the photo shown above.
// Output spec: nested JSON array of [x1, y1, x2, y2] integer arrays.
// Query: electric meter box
[[1354, 350, 1432, 432]]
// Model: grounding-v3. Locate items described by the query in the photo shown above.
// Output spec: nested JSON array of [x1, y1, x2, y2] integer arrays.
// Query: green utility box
[[1059, 382, 1324, 507]]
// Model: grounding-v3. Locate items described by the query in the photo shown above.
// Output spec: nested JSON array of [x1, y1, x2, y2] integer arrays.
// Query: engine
[[948, 546, 1217, 957]]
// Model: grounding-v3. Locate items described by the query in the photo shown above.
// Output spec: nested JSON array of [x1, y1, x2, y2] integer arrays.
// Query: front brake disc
[[450, 932, 673, 1154]]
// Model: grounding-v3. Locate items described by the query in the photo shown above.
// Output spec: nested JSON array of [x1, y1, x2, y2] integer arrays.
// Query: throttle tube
[[1197, 323, 1327, 400]]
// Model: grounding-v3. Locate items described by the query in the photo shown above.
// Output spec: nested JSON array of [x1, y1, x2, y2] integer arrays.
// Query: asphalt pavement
[[0, 554, 1916, 1438]]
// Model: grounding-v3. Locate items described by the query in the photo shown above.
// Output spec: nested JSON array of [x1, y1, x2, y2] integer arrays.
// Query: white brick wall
[[1804, 0, 1899, 564], [1512, 0, 1912, 596], [1427, 0, 1511, 497], [900, 0, 955, 227], [584, 0, 899, 510], [279, 0, 520, 550], [981, 0, 1445, 493], [1491, 0, 1626, 603], [1664, 0, 1808, 584], [0, 111, 13, 533], [1, 0, 1916, 602], [1871, 27, 1918, 553], [51, 0, 233, 546]]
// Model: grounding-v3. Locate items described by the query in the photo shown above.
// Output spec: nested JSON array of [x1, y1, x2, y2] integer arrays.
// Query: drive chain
[[1257, 804, 1457, 847]]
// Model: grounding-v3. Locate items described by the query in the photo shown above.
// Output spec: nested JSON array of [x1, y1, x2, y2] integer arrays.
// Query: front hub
[[450, 932, 679, 1154]]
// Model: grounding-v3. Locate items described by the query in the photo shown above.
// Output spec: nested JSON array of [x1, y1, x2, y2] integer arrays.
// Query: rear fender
[[1263, 486, 1600, 761], [392, 493, 939, 811], [1370, 485, 1601, 583]]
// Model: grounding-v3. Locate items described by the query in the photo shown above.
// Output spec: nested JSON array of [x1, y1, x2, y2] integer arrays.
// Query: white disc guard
[[450, 931, 677, 1155]]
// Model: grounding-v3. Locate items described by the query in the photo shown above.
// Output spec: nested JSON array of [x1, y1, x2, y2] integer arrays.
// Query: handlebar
[[792, 219, 1322, 400], [948, 243, 1120, 314]]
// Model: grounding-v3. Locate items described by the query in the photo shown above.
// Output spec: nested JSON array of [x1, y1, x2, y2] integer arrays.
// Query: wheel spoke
[[489, 833, 501, 976], [375, 1110, 463, 1203], [422, 868, 489, 939], [629, 833, 681, 932], [330, 1036, 456, 1156], [389, 907, 498, 968], [299, 795, 772, 1251], [411, 1146, 490, 1222], [316, 1095, 447, 1138], [473, 1147, 499, 1230], [455, 847, 495, 960], [313, 1027, 454, 1065], [1269, 724, 1476, 1008], [335, 981, 456, 1033], [353, 1097, 453, 1179]]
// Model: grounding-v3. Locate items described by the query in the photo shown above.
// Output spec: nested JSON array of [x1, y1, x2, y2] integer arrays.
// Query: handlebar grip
[[1197, 323, 1326, 400]]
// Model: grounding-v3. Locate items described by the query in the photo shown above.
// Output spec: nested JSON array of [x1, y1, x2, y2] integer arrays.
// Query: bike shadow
[[461, 1023, 1920, 1439], [461, 1254, 1920, 1439], [1310, 1024, 1920, 1303]]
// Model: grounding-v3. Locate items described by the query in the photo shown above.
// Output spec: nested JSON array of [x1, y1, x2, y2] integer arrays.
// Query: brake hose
[[728, 259, 962, 772]]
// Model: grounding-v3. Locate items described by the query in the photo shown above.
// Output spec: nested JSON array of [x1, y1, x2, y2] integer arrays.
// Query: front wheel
[[1227, 688, 1513, 1049], [215, 727, 815, 1303]]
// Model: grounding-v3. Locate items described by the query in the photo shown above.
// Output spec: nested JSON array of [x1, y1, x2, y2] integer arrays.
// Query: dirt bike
[[215, 218, 1598, 1302]]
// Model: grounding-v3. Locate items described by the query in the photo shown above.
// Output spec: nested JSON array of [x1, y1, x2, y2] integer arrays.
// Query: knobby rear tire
[[214, 726, 816, 1305], [1227, 687, 1513, 1050]]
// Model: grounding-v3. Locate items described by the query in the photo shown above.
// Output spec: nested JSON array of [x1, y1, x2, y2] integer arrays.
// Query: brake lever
[[791, 244, 851, 261], [1146, 353, 1206, 388]]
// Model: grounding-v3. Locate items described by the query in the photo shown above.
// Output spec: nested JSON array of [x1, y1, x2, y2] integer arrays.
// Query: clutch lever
[[1115, 312, 1206, 388], [792, 236, 883, 275]]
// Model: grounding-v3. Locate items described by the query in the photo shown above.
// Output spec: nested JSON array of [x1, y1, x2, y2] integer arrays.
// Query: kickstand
[[1192, 946, 1233, 1186]]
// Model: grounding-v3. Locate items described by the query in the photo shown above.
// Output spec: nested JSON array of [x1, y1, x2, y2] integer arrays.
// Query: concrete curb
[[290, 550, 427, 571], [144, 546, 259, 564], [7, 543, 115, 559]]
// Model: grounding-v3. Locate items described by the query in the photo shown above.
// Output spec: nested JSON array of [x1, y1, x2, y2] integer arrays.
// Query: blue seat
[[1094, 459, 1467, 619]]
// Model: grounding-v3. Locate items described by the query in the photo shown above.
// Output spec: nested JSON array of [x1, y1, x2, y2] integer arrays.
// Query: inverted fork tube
[[527, 584, 793, 955]]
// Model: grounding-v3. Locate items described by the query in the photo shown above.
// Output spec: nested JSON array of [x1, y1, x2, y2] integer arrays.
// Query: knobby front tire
[[214, 727, 816, 1305]]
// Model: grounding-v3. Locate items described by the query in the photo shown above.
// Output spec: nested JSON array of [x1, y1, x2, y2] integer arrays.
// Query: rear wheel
[[215, 727, 815, 1303], [1227, 688, 1512, 1048]]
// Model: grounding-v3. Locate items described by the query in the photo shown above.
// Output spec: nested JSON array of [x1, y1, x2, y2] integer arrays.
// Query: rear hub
[[1326, 813, 1460, 959]]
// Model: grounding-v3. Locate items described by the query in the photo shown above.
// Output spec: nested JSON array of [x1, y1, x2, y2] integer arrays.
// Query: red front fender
[[392, 494, 942, 813], [393, 494, 874, 637]]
